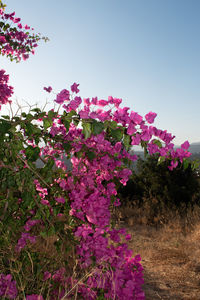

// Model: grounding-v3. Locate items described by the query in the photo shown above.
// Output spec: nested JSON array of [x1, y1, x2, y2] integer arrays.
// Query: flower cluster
[[0, 69, 13, 109], [15, 232, 37, 253], [0, 274, 18, 299], [0, 8, 41, 61]]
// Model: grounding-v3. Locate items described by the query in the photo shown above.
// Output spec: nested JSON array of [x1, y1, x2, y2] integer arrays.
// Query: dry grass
[[116, 205, 200, 299]]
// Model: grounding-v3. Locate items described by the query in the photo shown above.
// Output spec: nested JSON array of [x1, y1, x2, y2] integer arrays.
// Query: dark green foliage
[[119, 154, 200, 217]]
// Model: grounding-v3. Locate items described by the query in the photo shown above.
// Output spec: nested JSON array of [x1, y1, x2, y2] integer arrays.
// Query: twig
[[155, 291, 164, 299], [17, 154, 51, 189]]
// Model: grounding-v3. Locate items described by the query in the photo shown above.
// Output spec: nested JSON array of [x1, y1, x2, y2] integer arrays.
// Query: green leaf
[[43, 158, 54, 172], [48, 110, 57, 119], [182, 158, 189, 170], [40, 231, 48, 238], [1, 115, 10, 120], [0, 120, 12, 135], [141, 140, 148, 157], [25, 145, 40, 162], [73, 118, 79, 126], [30, 108, 41, 113], [104, 120, 118, 129], [68, 110, 77, 118], [63, 142, 71, 153], [86, 151, 96, 161], [152, 139, 163, 148], [64, 119, 70, 132], [82, 121, 92, 139], [92, 120, 104, 135], [123, 134, 131, 150], [110, 128, 123, 142], [43, 118, 53, 130], [157, 156, 165, 165], [21, 112, 27, 118], [191, 160, 200, 171], [47, 226, 56, 236], [38, 112, 46, 119], [25, 123, 34, 136]]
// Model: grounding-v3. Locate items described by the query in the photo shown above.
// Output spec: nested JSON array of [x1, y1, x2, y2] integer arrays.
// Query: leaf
[[47, 226, 56, 236], [43, 118, 53, 130], [43, 158, 54, 172], [104, 120, 117, 129], [0, 120, 12, 136], [191, 160, 200, 171], [1, 115, 10, 120], [73, 118, 79, 126], [183, 158, 189, 170], [63, 142, 71, 153], [67, 110, 77, 118], [30, 108, 41, 113], [110, 128, 123, 142], [92, 120, 104, 135], [48, 110, 57, 119], [38, 112, 46, 119], [153, 139, 163, 148], [21, 112, 27, 118], [25, 146, 40, 162], [86, 151, 96, 161], [157, 156, 165, 165], [25, 123, 34, 136], [82, 121, 92, 139], [64, 119, 70, 132], [40, 231, 47, 238], [123, 134, 131, 150]]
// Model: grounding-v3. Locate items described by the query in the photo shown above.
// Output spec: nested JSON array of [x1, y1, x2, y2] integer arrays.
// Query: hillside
[[188, 142, 200, 154]]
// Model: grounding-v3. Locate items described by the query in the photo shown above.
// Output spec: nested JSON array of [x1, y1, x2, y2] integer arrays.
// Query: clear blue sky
[[1, 0, 200, 145]]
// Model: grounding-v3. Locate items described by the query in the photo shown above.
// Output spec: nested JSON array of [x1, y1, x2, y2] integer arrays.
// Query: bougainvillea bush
[[0, 2, 194, 299]]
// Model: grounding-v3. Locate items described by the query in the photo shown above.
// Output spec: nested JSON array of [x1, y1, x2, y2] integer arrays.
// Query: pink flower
[[141, 130, 151, 141], [125, 234, 131, 241], [91, 97, 98, 105], [13, 17, 21, 23], [130, 111, 143, 124], [131, 133, 141, 145], [181, 140, 190, 150], [17, 23, 23, 29], [0, 273, 18, 299], [22, 54, 29, 60], [41, 199, 49, 206], [127, 122, 136, 135], [168, 160, 178, 170], [84, 98, 91, 105], [98, 99, 108, 107], [43, 271, 51, 281], [43, 86, 52, 93], [0, 35, 6, 43], [55, 89, 70, 104], [145, 111, 157, 124], [56, 197, 65, 204], [64, 96, 82, 111], [79, 109, 89, 119], [71, 82, 80, 93]]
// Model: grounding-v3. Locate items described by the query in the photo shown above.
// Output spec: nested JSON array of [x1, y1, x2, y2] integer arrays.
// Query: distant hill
[[188, 142, 200, 154]]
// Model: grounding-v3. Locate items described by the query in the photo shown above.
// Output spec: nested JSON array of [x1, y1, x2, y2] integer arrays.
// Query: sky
[[1, 0, 200, 145]]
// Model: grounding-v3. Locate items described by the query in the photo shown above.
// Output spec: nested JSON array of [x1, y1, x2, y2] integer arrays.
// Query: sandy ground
[[125, 223, 200, 299]]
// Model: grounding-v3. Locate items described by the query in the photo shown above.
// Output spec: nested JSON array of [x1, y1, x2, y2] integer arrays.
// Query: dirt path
[[124, 224, 200, 299]]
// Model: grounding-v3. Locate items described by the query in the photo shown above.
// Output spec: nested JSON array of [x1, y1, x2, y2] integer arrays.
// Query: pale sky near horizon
[[1, 0, 200, 145]]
